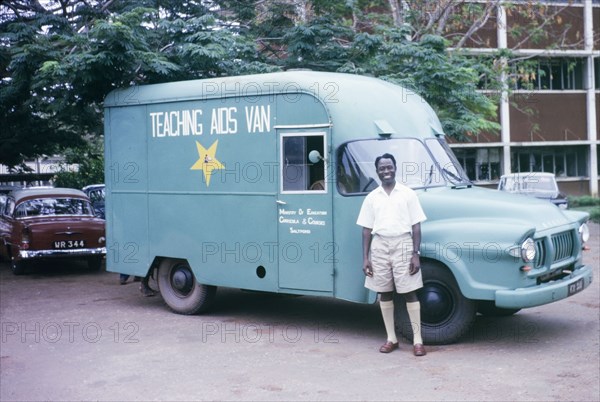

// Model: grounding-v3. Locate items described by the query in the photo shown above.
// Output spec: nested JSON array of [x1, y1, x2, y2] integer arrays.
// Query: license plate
[[53, 240, 86, 249], [567, 278, 584, 296]]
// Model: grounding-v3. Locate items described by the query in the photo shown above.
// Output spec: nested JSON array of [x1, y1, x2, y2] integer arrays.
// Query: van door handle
[[276, 200, 287, 205]]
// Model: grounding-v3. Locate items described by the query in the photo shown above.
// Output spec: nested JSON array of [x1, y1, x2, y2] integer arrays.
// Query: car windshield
[[15, 198, 94, 218], [87, 188, 105, 202], [500, 175, 558, 195], [336, 137, 470, 194]]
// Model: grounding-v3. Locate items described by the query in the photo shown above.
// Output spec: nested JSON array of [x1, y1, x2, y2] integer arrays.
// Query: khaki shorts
[[365, 233, 423, 293]]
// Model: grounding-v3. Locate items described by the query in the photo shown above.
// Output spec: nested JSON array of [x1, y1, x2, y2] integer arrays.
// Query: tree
[[1, 0, 582, 168], [0, 1, 274, 168], [53, 138, 104, 188]]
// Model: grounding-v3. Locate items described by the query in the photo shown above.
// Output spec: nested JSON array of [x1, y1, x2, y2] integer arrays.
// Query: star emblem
[[190, 140, 224, 186]]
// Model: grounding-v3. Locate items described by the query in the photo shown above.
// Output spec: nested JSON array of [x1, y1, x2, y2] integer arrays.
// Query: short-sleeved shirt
[[356, 183, 427, 236]]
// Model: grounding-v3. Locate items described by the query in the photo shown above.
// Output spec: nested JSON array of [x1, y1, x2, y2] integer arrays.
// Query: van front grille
[[533, 230, 575, 269], [534, 240, 545, 268], [551, 231, 574, 262]]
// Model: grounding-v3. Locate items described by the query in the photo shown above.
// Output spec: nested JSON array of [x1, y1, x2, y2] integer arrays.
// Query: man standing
[[356, 153, 427, 356]]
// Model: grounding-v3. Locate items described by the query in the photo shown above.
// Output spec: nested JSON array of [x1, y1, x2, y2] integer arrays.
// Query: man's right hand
[[363, 260, 373, 277]]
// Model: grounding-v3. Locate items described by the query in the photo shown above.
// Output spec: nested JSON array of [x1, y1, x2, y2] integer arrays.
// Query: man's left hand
[[409, 254, 420, 275]]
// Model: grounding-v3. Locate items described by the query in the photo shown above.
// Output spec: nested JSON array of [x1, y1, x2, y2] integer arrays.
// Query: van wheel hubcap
[[171, 265, 194, 296], [419, 281, 454, 324]]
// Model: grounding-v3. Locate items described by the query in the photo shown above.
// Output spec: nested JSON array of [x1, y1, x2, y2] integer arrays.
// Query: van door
[[277, 131, 334, 292]]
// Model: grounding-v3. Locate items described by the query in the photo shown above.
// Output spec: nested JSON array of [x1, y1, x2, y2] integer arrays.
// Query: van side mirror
[[308, 150, 324, 164]]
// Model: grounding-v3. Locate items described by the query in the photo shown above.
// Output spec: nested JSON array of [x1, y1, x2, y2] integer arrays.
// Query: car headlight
[[521, 238, 536, 262], [579, 223, 590, 244]]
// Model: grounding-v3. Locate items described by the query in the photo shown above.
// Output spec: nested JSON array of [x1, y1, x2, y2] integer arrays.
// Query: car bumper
[[495, 265, 593, 309], [19, 247, 106, 259]]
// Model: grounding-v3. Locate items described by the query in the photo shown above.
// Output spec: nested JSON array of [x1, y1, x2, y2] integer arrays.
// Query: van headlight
[[579, 223, 590, 244], [520, 238, 536, 262], [508, 237, 536, 262]]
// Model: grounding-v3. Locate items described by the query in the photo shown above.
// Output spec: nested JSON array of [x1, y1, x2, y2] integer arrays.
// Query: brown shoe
[[413, 343, 426, 356], [379, 341, 399, 353]]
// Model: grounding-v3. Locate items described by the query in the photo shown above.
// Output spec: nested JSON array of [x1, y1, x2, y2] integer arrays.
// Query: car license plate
[[54, 240, 86, 249], [567, 278, 584, 296]]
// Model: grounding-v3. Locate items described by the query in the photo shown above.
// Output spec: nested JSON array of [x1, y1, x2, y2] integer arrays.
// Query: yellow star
[[190, 140, 224, 186]]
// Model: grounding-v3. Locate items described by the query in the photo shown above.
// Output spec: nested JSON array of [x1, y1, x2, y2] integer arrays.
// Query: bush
[[568, 196, 600, 208], [53, 141, 104, 189], [587, 207, 600, 223]]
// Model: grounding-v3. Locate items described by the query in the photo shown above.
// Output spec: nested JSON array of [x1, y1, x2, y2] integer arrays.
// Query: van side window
[[281, 134, 326, 192]]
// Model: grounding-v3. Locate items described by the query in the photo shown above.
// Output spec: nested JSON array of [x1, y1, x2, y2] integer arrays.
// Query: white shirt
[[356, 182, 427, 236]]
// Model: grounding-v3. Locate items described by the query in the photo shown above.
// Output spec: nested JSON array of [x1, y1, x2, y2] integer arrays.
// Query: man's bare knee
[[380, 292, 394, 302], [403, 291, 418, 303]]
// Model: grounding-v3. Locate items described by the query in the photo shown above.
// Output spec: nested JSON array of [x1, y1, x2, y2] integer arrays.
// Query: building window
[[511, 146, 588, 177], [597, 145, 600, 175], [454, 148, 502, 182], [595, 58, 599, 90], [512, 58, 585, 90]]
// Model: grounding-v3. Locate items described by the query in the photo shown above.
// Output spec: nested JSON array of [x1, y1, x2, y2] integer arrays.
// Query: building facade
[[450, 0, 599, 196]]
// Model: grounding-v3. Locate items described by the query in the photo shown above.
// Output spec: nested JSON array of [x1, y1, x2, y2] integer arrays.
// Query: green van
[[104, 71, 592, 344]]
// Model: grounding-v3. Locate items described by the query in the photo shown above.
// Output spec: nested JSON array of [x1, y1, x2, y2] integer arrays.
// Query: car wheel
[[11, 259, 26, 275], [157, 259, 216, 315], [395, 260, 477, 345], [87, 256, 104, 271], [477, 300, 521, 317]]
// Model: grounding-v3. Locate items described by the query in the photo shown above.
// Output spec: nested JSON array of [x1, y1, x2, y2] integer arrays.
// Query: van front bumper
[[495, 265, 593, 309], [19, 247, 106, 259]]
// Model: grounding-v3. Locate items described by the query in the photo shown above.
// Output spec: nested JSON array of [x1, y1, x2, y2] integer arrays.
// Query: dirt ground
[[0, 224, 598, 401]]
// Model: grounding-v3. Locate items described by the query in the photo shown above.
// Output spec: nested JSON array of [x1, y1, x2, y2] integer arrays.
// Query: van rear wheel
[[395, 261, 476, 345], [157, 259, 216, 315]]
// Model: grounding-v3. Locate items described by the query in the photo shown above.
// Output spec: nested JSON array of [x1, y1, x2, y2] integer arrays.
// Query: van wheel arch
[[394, 259, 476, 345], [157, 258, 216, 315]]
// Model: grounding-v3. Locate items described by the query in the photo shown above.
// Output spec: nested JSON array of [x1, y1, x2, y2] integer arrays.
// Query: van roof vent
[[374, 120, 396, 138]]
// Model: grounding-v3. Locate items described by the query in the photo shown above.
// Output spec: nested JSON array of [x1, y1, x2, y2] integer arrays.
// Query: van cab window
[[281, 134, 326, 192], [336, 138, 470, 194]]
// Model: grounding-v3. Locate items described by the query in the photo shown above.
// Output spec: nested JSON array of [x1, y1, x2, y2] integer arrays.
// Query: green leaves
[[1, 0, 504, 168]]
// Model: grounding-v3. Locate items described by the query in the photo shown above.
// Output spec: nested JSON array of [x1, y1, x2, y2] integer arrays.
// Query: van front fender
[[420, 218, 536, 300]]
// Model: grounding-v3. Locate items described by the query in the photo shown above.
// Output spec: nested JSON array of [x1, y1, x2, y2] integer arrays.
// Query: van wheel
[[477, 301, 521, 317], [157, 259, 216, 315], [395, 261, 476, 345]]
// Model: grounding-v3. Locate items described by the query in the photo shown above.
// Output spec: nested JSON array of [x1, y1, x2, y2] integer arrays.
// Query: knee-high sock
[[380, 300, 397, 343], [406, 301, 423, 344]]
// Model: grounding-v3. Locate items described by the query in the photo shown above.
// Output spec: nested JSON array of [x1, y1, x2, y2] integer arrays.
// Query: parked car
[[498, 172, 568, 209], [0, 188, 106, 274], [0, 187, 17, 220], [0, 185, 21, 195], [82, 184, 105, 219]]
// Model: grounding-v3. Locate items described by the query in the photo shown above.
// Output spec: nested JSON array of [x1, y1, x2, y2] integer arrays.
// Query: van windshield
[[336, 138, 471, 194]]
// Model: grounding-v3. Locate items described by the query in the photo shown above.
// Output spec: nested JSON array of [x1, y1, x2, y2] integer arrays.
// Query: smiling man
[[356, 153, 427, 356]]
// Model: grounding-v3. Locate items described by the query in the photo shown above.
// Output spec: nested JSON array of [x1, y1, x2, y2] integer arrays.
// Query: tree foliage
[[0, 0, 579, 168], [53, 138, 104, 188]]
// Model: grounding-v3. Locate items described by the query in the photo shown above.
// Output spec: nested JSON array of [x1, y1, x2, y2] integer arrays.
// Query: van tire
[[477, 300, 521, 317], [394, 261, 476, 345], [157, 259, 216, 315]]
